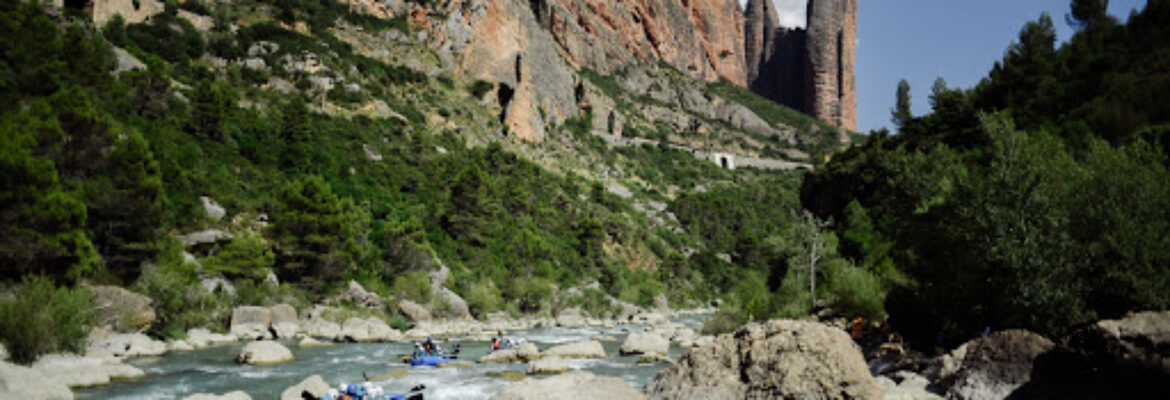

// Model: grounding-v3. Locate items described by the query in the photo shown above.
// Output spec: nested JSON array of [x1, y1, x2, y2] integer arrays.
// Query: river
[[76, 314, 707, 399]]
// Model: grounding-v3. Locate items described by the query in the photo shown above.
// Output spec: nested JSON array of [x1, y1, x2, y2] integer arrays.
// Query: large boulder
[[1021, 311, 1170, 399], [230, 306, 273, 340], [398, 299, 433, 322], [645, 319, 882, 400], [306, 320, 342, 341], [620, 332, 669, 356], [31, 354, 145, 388], [527, 356, 569, 374], [340, 318, 401, 342], [435, 288, 472, 320], [0, 361, 74, 400], [480, 343, 541, 363], [89, 285, 156, 332], [942, 330, 1053, 400], [491, 371, 645, 400], [280, 375, 329, 400], [183, 391, 251, 400], [542, 340, 606, 359], [236, 341, 294, 365], [337, 281, 387, 309], [86, 330, 167, 358], [269, 304, 300, 339], [555, 308, 587, 328], [186, 328, 236, 348], [877, 371, 941, 400]]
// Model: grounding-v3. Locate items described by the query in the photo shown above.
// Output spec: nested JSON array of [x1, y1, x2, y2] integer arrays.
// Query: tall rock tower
[[743, 0, 857, 131], [805, 0, 857, 131]]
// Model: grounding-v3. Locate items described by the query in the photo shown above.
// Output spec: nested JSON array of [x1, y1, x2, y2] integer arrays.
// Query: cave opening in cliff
[[497, 83, 515, 124]]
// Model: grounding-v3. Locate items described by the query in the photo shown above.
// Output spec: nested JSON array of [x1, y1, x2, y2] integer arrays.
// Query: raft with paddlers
[[401, 337, 458, 366], [307, 382, 425, 400]]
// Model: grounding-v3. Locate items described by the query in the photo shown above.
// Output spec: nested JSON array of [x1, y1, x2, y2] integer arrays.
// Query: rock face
[[619, 332, 669, 356], [527, 356, 569, 374], [280, 375, 329, 400], [0, 361, 74, 400], [645, 319, 881, 400], [543, 340, 606, 359], [529, 0, 746, 86], [491, 371, 646, 400], [941, 330, 1053, 400], [1021, 311, 1170, 399], [743, 0, 857, 131], [89, 285, 155, 332], [236, 341, 294, 365]]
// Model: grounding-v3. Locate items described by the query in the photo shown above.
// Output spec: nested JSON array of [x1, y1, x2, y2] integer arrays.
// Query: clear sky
[[738, 0, 1147, 133]]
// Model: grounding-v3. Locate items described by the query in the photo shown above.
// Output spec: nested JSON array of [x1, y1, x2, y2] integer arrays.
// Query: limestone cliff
[[530, 0, 747, 87]]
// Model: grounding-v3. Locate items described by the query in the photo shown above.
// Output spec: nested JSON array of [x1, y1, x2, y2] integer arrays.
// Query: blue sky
[[854, 0, 1147, 133], [737, 0, 1147, 133]]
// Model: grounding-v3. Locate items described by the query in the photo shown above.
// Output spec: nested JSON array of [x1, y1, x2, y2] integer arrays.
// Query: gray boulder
[[527, 356, 569, 374], [645, 319, 882, 400], [555, 308, 587, 328], [86, 331, 167, 358], [183, 391, 251, 400], [200, 275, 236, 296], [943, 330, 1053, 400], [398, 299, 433, 322], [542, 340, 606, 359], [0, 361, 74, 400], [186, 328, 236, 348], [306, 320, 342, 341], [877, 371, 941, 400], [230, 306, 273, 340], [480, 343, 541, 363], [199, 196, 226, 222], [491, 371, 645, 400], [90, 285, 156, 332], [236, 341, 293, 365], [269, 304, 300, 339], [280, 375, 329, 400], [31, 354, 145, 388], [436, 288, 472, 320], [619, 332, 669, 356], [338, 280, 387, 309], [340, 318, 401, 342], [177, 229, 233, 247]]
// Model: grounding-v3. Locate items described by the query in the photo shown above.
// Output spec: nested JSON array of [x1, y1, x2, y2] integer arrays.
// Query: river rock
[[168, 340, 195, 352], [87, 331, 167, 358], [183, 391, 251, 400], [0, 344, 8, 361], [236, 341, 293, 365], [177, 229, 233, 247], [269, 304, 300, 339], [306, 320, 342, 341], [480, 343, 541, 363], [591, 336, 617, 342], [187, 328, 237, 348], [491, 371, 645, 400], [877, 371, 941, 400], [399, 299, 433, 322], [32, 354, 145, 388], [645, 319, 882, 400], [542, 340, 605, 359], [942, 329, 1053, 400], [280, 375, 329, 400], [200, 196, 226, 221], [1022, 310, 1170, 399], [298, 337, 333, 347], [0, 360, 74, 400], [620, 332, 669, 356], [555, 308, 588, 328], [527, 356, 569, 374], [89, 285, 156, 332], [628, 312, 667, 325], [340, 317, 401, 342], [230, 306, 273, 340]]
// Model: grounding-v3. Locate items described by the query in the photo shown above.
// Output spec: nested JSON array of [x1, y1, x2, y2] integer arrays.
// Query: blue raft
[[408, 355, 449, 367]]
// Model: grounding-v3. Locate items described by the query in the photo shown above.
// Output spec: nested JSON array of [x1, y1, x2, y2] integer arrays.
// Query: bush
[[202, 231, 274, 281], [509, 276, 554, 314], [135, 244, 224, 339], [825, 260, 886, 320], [0, 276, 94, 364], [462, 279, 501, 317], [700, 306, 748, 335], [391, 270, 433, 304], [576, 288, 613, 318]]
